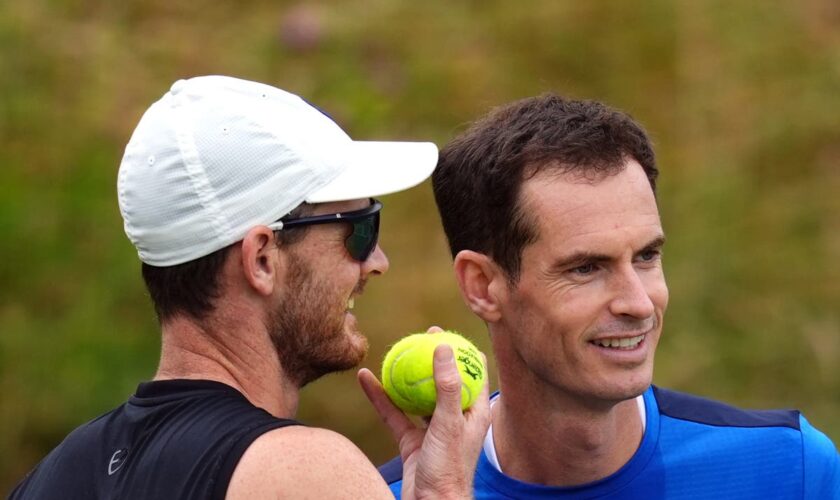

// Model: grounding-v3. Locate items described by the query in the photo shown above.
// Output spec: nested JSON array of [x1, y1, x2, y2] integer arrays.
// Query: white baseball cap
[[117, 75, 438, 266]]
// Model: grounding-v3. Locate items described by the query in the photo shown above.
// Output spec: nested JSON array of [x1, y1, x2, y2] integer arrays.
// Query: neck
[[492, 377, 644, 486], [154, 309, 299, 419]]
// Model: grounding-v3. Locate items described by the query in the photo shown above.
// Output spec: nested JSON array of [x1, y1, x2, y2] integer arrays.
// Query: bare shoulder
[[225, 425, 394, 499]]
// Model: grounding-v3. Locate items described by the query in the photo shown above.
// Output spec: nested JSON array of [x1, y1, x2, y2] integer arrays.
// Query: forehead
[[519, 160, 662, 248]]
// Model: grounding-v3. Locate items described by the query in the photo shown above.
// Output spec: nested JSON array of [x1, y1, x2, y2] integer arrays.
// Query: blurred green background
[[2, 0, 838, 492]]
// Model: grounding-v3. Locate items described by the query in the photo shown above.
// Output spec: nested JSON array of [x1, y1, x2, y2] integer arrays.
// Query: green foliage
[[2, 0, 838, 491]]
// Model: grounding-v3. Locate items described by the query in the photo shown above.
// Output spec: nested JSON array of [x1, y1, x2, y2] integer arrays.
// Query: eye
[[571, 263, 596, 275], [638, 249, 661, 262]]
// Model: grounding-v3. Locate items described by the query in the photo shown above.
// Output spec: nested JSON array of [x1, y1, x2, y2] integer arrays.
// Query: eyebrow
[[551, 234, 666, 271]]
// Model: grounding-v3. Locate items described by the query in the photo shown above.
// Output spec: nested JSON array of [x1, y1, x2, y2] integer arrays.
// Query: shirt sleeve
[[800, 415, 840, 499]]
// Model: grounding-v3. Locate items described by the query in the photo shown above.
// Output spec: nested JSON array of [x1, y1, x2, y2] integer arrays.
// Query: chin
[[336, 318, 369, 367], [297, 333, 368, 387], [344, 331, 369, 366], [616, 371, 654, 400], [592, 368, 654, 403]]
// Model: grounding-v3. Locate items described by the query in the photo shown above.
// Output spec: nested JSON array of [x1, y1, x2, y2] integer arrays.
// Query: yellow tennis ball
[[381, 331, 486, 416]]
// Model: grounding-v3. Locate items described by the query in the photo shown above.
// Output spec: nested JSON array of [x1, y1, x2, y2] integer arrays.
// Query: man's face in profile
[[268, 198, 388, 388]]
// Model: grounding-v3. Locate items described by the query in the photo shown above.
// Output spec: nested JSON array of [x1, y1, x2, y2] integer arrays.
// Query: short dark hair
[[432, 94, 658, 282], [141, 203, 314, 323]]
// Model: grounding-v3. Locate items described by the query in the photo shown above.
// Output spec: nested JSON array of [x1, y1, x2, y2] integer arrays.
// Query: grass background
[[1, 0, 838, 491]]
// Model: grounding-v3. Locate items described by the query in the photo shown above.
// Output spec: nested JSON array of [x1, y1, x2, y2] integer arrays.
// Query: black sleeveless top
[[10, 379, 301, 500]]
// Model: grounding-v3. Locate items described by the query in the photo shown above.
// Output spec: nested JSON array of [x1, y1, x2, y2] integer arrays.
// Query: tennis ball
[[381, 331, 486, 416]]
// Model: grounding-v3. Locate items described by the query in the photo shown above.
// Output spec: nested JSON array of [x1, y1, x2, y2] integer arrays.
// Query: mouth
[[347, 280, 367, 312], [589, 333, 646, 350]]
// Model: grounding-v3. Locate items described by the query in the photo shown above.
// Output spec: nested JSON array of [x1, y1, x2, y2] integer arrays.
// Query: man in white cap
[[10, 75, 490, 499]]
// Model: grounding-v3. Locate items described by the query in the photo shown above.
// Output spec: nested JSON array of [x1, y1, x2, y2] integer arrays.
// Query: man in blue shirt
[[381, 94, 839, 498]]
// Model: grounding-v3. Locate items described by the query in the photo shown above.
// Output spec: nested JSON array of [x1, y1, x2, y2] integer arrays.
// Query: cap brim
[[305, 141, 438, 203]]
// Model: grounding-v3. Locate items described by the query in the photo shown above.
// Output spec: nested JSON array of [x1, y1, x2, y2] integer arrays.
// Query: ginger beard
[[268, 251, 369, 387]]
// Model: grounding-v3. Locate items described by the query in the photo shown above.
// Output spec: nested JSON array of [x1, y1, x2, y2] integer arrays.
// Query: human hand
[[358, 326, 491, 500]]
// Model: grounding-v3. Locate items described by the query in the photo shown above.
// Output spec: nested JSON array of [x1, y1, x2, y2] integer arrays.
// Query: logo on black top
[[108, 448, 128, 475]]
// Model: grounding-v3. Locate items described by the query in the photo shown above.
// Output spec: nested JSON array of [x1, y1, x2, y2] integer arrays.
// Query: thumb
[[431, 344, 463, 417]]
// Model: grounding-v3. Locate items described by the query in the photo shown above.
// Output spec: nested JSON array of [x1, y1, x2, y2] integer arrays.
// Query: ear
[[453, 250, 507, 323], [240, 226, 285, 297]]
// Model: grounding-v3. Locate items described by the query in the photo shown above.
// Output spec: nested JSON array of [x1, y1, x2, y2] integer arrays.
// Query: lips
[[590, 334, 645, 350]]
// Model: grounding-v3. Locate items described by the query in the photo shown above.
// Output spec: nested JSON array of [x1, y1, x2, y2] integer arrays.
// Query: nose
[[361, 243, 389, 277], [608, 266, 655, 319]]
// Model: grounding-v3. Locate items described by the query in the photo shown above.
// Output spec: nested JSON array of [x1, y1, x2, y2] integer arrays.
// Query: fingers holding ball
[[381, 331, 487, 416]]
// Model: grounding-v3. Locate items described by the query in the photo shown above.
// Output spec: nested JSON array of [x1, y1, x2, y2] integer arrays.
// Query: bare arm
[[226, 425, 394, 499]]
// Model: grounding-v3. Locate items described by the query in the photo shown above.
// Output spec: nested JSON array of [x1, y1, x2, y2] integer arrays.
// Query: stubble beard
[[267, 252, 369, 388]]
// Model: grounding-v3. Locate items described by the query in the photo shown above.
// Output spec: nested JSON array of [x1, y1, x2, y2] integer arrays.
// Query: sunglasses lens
[[345, 212, 379, 261]]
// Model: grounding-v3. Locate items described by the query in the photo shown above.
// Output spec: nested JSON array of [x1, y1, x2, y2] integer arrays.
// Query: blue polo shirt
[[380, 386, 840, 499]]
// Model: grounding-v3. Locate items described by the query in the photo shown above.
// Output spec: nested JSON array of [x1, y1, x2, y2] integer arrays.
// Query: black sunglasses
[[268, 199, 382, 262]]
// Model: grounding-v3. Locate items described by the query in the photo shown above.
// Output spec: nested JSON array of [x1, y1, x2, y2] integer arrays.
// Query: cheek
[[514, 284, 599, 348], [546, 283, 609, 329], [643, 271, 669, 312], [318, 248, 360, 286]]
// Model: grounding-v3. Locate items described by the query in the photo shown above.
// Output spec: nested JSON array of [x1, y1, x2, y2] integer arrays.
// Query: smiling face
[[494, 160, 668, 406], [268, 198, 389, 387]]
